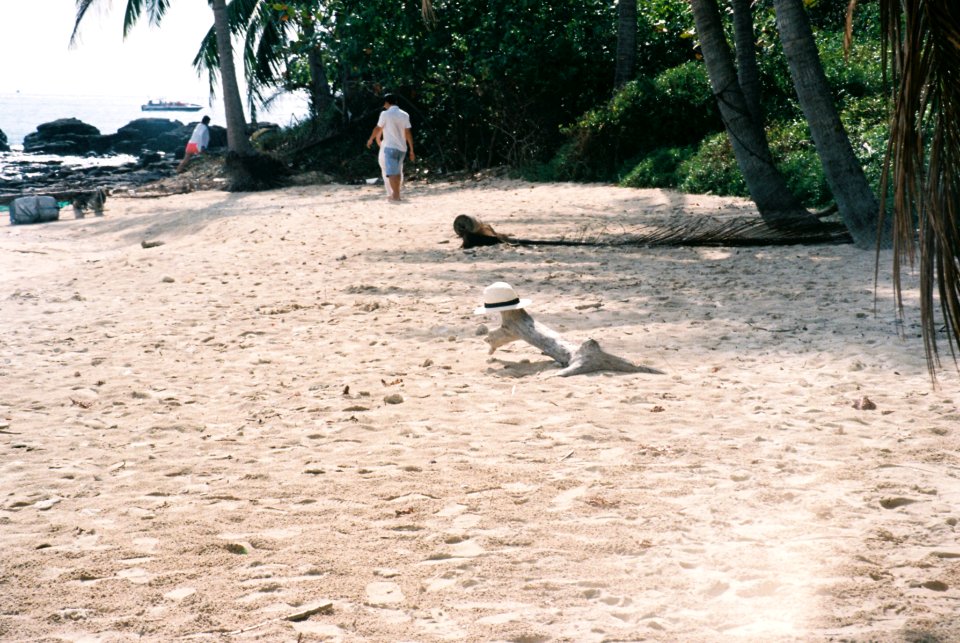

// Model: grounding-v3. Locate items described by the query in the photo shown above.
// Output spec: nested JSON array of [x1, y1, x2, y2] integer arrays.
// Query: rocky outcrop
[[22, 118, 103, 155], [20, 117, 229, 158], [0, 128, 9, 152], [108, 118, 185, 154]]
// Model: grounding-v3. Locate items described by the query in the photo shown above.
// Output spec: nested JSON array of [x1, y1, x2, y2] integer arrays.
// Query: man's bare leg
[[177, 150, 195, 174], [388, 175, 402, 201]]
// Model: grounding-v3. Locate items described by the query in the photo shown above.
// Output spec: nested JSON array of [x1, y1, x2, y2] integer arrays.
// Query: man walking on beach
[[366, 94, 415, 201], [177, 115, 211, 173]]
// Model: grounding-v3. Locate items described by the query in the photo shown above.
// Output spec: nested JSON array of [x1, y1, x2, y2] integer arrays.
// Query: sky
[[0, 1, 223, 99]]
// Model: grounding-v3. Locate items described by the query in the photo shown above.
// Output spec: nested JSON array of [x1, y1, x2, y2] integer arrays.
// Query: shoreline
[[1, 178, 957, 641]]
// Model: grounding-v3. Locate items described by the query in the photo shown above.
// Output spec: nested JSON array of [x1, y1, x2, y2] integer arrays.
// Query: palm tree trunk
[[690, 0, 818, 225], [774, 0, 891, 249], [615, 0, 638, 89], [302, 16, 333, 120], [212, 0, 254, 155], [731, 0, 763, 122]]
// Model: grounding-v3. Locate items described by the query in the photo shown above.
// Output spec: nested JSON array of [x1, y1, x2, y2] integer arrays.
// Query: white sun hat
[[474, 281, 532, 315]]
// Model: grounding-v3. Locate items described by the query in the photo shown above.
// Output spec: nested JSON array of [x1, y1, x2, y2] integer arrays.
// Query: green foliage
[[544, 62, 721, 182], [620, 147, 695, 189], [635, 93, 890, 209], [677, 133, 748, 197], [255, 0, 891, 196], [635, 0, 697, 75], [270, 0, 616, 174], [767, 119, 831, 208]]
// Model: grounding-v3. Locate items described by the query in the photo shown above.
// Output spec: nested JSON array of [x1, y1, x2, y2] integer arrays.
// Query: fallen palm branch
[[453, 213, 852, 249]]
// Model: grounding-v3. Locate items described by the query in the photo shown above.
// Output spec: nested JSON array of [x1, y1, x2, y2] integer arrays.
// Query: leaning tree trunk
[[690, 0, 819, 226], [303, 16, 333, 121], [614, 0, 638, 89], [212, 0, 254, 155], [731, 0, 764, 122], [774, 0, 891, 249]]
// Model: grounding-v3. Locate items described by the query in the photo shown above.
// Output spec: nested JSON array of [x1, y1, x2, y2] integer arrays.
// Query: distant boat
[[141, 99, 203, 112]]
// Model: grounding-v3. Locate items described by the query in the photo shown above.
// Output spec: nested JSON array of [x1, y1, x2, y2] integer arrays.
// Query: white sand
[[1, 177, 958, 642]]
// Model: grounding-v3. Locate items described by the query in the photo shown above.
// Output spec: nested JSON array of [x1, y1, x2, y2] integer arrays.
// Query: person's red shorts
[[185, 142, 201, 154]]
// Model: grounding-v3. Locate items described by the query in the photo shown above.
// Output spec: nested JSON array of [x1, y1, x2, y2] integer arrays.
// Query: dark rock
[[117, 118, 184, 140], [137, 151, 164, 167], [111, 118, 185, 155], [23, 118, 102, 155], [0, 128, 9, 152], [35, 118, 101, 139]]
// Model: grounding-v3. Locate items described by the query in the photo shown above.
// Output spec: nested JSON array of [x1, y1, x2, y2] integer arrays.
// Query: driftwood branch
[[485, 309, 663, 377], [0, 189, 106, 207]]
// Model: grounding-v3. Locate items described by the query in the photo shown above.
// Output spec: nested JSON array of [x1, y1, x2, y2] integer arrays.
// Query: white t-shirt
[[377, 105, 411, 152], [189, 123, 210, 151]]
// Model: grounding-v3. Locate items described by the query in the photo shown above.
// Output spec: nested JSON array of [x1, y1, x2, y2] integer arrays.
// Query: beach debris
[[141, 239, 165, 249], [374, 568, 401, 578], [224, 543, 248, 555], [879, 496, 917, 509], [285, 600, 334, 621], [7, 195, 60, 225], [476, 282, 663, 377], [912, 580, 949, 592], [384, 393, 404, 404], [161, 276, 175, 283], [853, 396, 877, 410], [35, 497, 62, 511]]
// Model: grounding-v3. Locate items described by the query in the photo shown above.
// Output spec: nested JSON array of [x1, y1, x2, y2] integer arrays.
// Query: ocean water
[[0, 91, 309, 147]]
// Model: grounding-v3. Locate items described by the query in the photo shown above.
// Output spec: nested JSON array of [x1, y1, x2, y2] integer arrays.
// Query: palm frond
[[70, 0, 96, 46], [453, 215, 852, 250], [880, 0, 960, 377]]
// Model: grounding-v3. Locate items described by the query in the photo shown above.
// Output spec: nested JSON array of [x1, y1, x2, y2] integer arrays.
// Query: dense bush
[[539, 62, 721, 182], [264, 0, 889, 197], [620, 146, 695, 189], [677, 133, 748, 198], [329, 0, 616, 172], [628, 93, 889, 210]]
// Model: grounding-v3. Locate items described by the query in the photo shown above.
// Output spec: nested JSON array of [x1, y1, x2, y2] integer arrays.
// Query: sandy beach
[[1, 176, 958, 642]]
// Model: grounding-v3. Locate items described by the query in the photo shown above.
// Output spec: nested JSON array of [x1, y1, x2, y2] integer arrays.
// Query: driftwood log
[[0, 189, 105, 207], [485, 308, 664, 377]]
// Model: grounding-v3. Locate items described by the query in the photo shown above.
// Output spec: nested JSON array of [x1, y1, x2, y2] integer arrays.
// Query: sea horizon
[[0, 90, 309, 148]]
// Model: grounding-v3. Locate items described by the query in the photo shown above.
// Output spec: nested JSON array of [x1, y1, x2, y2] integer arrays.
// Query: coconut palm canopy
[[871, 0, 960, 377]]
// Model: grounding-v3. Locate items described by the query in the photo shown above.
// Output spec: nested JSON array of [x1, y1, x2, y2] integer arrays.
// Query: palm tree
[[614, 0, 638, 89], [774, 0, 890, 249], [875, 0, 960, 374], [730, 0, 763, 122], [689, 0, 822, 227], [192, 0, 333, 124], [72, 0, 254, 157]]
